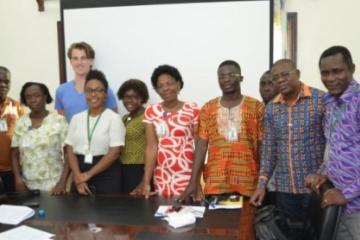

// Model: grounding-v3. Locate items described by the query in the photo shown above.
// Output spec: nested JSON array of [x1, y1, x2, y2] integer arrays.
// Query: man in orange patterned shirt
[[180, 60, 264, 240], [0, 66, 25, 192]]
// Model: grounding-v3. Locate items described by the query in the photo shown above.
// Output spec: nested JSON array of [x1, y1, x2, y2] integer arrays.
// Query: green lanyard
[[328, 103, 345, 142], [87, 111, 103, 150]]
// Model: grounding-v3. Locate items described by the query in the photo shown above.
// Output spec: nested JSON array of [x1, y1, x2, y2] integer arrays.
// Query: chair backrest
[[305, 181, 342, 240], [0, 176, 7, 203]]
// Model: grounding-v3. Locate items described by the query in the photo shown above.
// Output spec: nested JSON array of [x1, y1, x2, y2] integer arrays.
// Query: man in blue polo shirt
[[55, 42, 117, 121]]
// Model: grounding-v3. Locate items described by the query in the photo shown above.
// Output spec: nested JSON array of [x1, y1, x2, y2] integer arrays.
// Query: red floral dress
[[143, 102, 199, 197]]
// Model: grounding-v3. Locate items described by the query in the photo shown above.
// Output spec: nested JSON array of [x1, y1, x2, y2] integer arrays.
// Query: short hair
[[85, 69, 109, 91], [272, 59, 297, 69], [20, 82, 53, 106], [67, 41, 95, 59], [218, 60, 241, 73], [319, 45, 353, 68], [117, 79, 149, 104], [150, 65, 184, 89], [0, 66, 11, 79]]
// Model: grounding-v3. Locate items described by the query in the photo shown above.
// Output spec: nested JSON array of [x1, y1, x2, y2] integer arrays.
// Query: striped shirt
[[321, 79, 360, 214], [258, 83, 325, 193]]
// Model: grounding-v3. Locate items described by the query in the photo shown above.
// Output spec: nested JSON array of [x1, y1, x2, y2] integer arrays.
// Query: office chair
[[0, 176, 6, 203], [304, 180, 342, 240]]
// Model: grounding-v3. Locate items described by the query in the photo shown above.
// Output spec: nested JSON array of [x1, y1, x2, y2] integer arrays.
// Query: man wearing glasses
[[250, 59, 325, 240], [55, 42, 117, 122], [181, 60, 264, 240]]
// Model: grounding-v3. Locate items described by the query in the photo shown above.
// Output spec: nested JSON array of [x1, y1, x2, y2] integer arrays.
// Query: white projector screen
[[62, 0, 272, 115]]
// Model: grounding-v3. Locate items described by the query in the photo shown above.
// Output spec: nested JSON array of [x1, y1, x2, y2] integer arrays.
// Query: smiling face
[[122, 89, 143, 114], [0, 68, 10, 102], [155, 74, 180, 102], [218, 64, 242, 95], [69, 48, 94, 77], [24, 85, 47, 113], [85, 79, 107, 111], [320, 53, 355, 98]]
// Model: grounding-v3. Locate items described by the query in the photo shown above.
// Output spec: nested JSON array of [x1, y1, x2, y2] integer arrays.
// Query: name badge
[[0, 119, 8, 132], [156, 122, 169, 137], [227, 125, 238, 142], [21, 136, 32, 148], [84, 153, 93, 164]]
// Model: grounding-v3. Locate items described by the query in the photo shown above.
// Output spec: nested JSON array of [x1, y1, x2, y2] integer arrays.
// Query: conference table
[[0, 193, 247, 240]]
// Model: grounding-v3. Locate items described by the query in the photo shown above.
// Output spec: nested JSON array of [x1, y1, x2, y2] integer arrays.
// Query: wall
[[0, 0, 60, 107], [1, 0, 360, 106], [285, 0, 360, 90]]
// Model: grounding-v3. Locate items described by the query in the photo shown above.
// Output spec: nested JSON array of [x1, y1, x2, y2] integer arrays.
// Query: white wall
[[1, 0, 360, 106], [0, 0, 60, 107], [285, 0, 360, 90]]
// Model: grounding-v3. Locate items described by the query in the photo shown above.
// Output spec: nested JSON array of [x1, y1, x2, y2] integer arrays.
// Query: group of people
[[0, 42, 359, 240]]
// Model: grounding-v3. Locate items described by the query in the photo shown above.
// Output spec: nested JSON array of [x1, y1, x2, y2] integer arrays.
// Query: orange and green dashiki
[[199, 96, 264, 197]]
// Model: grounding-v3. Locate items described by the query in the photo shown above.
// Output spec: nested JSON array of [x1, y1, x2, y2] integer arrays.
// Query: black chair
[[0, 176, 7, 203], [304, 181, 342, 240]]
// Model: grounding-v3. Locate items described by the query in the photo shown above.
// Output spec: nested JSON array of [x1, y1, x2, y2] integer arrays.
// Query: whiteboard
[[62, 0, 272, 114]]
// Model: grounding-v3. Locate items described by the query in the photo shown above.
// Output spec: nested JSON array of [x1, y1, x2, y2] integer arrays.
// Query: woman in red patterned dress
[[140, 65, 199, 197]]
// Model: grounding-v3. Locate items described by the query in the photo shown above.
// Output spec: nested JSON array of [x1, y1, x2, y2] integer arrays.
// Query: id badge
[[0, 119, 8, 132], [227, 125, 238, 142], [323, 144, 330, 166], [21, 136, 32, 148], [156, 122, 168, 137], [85, 153, 93, 164]]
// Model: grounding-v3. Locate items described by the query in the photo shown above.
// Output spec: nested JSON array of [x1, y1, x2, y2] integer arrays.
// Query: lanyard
[[328, 103, 345, 142], [87, 111, 102, 147]]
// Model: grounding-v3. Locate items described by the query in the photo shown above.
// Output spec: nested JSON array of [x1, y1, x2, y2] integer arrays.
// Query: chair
[[0, 176, 6, 203], [304, 181, 342, 240]]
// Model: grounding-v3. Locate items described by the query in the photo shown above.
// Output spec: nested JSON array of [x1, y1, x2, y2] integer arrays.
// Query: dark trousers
[[0, 171, 15, 193], [275, 192, 311, 240], [72, 155, 122, 194], [120, 164, 144, 194]]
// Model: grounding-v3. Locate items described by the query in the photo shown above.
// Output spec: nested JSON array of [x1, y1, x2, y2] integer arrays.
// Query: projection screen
[[61, 0, 273, 114]]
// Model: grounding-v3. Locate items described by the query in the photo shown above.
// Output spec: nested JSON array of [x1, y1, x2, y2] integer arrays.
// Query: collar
[[324, 79, 359, 104], [0, 97, 10, 114], [273, 82, 311, 105]]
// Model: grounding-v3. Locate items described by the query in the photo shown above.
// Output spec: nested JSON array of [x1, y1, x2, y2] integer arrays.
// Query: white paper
[[0, 204, 35, 225], [0, 225, 54, 240], [164, 212, 196, 229], [154, 205, 205, 218]]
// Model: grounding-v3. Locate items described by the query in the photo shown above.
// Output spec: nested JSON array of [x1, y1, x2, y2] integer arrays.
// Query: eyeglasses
[[271, 70, 297, 82], [85, 88, 105, 94], [218, 73, 241, 80]]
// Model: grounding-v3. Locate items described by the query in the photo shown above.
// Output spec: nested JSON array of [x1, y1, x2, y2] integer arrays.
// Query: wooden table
[[0, 193, 246, 239]]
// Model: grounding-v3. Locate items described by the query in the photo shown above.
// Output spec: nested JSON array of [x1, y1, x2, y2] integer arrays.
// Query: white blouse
[[65, 109, 125, 156]]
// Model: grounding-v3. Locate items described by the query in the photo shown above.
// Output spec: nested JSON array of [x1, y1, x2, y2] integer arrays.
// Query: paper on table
[[164, 211, 196, 229], [155, 205, 205, 218], [0, 204, 35, 225], [0, 225, 54, 240]]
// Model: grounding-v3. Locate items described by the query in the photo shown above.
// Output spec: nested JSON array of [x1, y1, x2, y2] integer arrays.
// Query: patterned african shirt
[[199, 96, 264, 197], [11, 111, 67, 191], [258, 83, 325, 193]]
